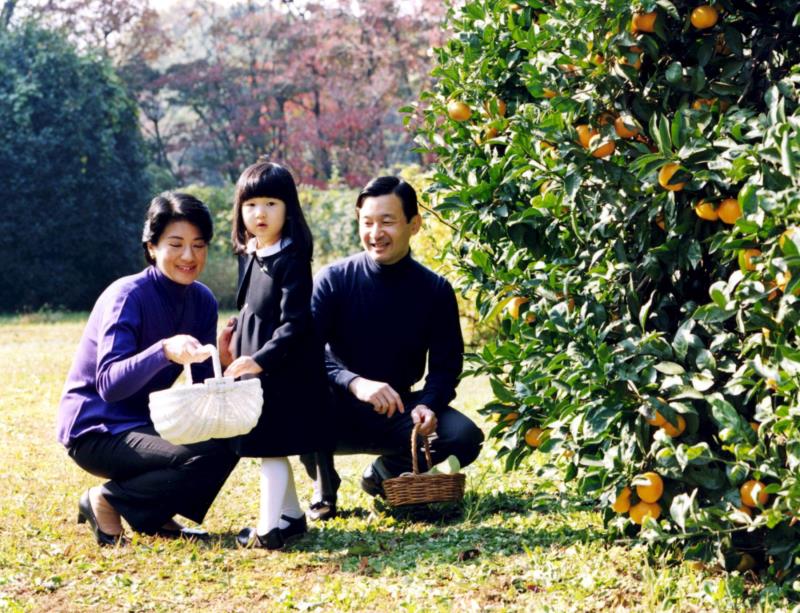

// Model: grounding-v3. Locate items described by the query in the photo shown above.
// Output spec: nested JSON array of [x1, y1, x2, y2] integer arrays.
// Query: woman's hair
[[355, 176, 419, 222], [141, 192, 213, 265], [231, 161, 313, 257]]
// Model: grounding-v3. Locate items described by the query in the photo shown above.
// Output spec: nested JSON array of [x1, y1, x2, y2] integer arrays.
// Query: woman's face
[[148, 220, 208, 285]]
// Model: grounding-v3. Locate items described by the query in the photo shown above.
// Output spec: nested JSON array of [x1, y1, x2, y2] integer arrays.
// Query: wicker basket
[[383, 424, 466, 506], [149, 345, 262, 445]]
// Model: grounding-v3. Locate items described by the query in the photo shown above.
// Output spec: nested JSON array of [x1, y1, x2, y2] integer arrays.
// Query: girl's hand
[[224, 356, 263, 378], [162, 335, 211, 365], [217, 316, 237, 367]]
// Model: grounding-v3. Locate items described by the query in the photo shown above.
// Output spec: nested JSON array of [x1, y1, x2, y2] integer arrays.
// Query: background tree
[[126, 0, 446, 186], [2, 0, 156, 56], [415, 0, 800, 577], [0, 24, 151, 310]]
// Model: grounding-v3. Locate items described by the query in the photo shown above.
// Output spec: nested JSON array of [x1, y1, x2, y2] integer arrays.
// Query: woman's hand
[[162, 335, 211, 365], [224, 356, 263, 378], [217, 316, 237, 367]]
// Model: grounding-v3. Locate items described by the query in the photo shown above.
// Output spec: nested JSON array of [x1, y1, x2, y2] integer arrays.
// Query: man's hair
[[141, 192, 213, 265], [355, 176, 418, 222]]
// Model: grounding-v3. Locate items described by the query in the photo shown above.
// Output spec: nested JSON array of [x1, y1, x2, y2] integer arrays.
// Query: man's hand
[[217, 316, 237, 367], [349, 377, 405, 418], [162, 335, 211, 365], [224, 356, 263, 378], [411, 405, 437, 436]]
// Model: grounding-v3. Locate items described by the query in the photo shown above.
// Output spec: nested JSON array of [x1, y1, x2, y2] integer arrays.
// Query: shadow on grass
[[289, 522, 604, 574], [212, 521, 602, 572], [209, 488, 604, 574]]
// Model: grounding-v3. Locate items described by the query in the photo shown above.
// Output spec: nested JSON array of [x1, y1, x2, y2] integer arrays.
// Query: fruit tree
[[412, 0, 800, 576]]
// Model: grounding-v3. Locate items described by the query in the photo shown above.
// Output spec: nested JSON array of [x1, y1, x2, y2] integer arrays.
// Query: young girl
[[221, 161, 331, 550]]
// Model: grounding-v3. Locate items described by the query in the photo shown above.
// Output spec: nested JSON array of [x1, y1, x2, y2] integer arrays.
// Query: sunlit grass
[[0, 317, 786, 611]]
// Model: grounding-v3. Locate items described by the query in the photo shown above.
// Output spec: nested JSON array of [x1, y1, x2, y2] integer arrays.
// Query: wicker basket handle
[[410, 423, 434, 475], [182, 344, 222, 384]]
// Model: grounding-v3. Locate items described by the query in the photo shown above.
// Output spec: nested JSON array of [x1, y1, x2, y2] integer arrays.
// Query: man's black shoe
[[360, 463, 387, 498], [307, 499, 337, 521]]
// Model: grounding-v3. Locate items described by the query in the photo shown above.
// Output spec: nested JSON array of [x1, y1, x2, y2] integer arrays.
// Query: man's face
[[358, 193, 421, 265]]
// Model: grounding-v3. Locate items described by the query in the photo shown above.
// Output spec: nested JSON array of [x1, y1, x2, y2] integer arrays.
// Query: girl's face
[[242, 196, 286, 248], [148, 221, 208, 285]]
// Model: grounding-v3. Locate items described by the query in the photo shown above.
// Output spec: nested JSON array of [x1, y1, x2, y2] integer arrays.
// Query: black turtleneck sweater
[[311, 251, 463, 413]]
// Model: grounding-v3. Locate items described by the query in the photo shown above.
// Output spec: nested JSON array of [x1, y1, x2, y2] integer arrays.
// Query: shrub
[[0, 24, 150, 310], [414, 0, 800, 576]]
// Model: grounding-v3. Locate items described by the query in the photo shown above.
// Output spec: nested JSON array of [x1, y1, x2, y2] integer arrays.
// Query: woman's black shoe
[[77, 490, 126, 547], [279, 514, 307, 541], [236, 526, 284, 550]]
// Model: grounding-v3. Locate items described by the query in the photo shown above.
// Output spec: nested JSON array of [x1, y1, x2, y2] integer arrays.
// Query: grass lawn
[[0, 314, 787, 611]]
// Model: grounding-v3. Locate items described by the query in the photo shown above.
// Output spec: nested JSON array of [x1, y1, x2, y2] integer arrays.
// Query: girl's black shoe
[[279, 514, 307, 541], [77, 490, 126, 547], [236, 526, 284, 550]]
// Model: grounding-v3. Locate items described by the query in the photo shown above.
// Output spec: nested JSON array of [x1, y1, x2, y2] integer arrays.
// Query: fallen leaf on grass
[[457, 548, 480, 562], [347, 543, 378, 556]]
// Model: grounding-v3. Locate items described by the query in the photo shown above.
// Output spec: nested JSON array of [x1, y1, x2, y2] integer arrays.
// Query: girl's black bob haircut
[[231, 160, 313, 257]]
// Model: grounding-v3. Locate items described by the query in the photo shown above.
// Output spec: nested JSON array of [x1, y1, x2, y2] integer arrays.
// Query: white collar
[[246, 236, 292, 258]]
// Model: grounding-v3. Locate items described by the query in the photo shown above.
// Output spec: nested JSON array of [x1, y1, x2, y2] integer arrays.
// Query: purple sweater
[[56, 266, 218, 447]]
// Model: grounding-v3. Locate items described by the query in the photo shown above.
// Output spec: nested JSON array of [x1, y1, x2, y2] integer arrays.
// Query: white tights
[[257, 457, 303, 536]]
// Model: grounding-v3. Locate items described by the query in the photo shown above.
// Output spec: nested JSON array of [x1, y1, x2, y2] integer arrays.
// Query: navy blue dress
[[231, 245, 332, 457]]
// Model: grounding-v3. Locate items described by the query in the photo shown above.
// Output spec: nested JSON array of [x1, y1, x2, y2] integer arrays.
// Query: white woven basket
[[149, 345, 263, 445]]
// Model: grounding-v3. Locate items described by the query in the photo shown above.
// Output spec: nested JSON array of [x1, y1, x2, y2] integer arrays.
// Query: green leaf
[[654, 361, 685, 375], [490, 377, 517, 403], [665, 62, 683, 83], [695, 349, 716, 371], [685, 465, 726, 490], [670, 113, 687, 150], [585, 406, 620, 437], [657, 115, 672, 153], [697, 37, 715, 67], [683, 442, 714, 465], [707, 393, 745, 432], [739, 183, 758, 215], [693, 303, 735, 324], [708, 282, 728, 308], [780, 128, 797, 181], [672, 319, 695, 361], [690, 67, 706, 93], [639, 291, 654, 332], [726, 462, 749, 486], [670, 492, 696, 531], [691, 371, 714, 392], [765, 85, 786, 125]]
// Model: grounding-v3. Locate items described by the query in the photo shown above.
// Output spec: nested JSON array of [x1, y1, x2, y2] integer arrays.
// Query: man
[[301, 176, 484, 519]]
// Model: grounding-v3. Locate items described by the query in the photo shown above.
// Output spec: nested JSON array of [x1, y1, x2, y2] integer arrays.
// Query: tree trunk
[[312, 88, 332, 181], [1, 0, 16, 29]]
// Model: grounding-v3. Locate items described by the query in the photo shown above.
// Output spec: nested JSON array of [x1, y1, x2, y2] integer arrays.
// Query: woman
[[56, 192, 239, 546]]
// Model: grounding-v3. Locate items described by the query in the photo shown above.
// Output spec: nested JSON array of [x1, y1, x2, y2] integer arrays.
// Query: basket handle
[[182, 344, 222, 384], [410, 423, 434, 475]]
